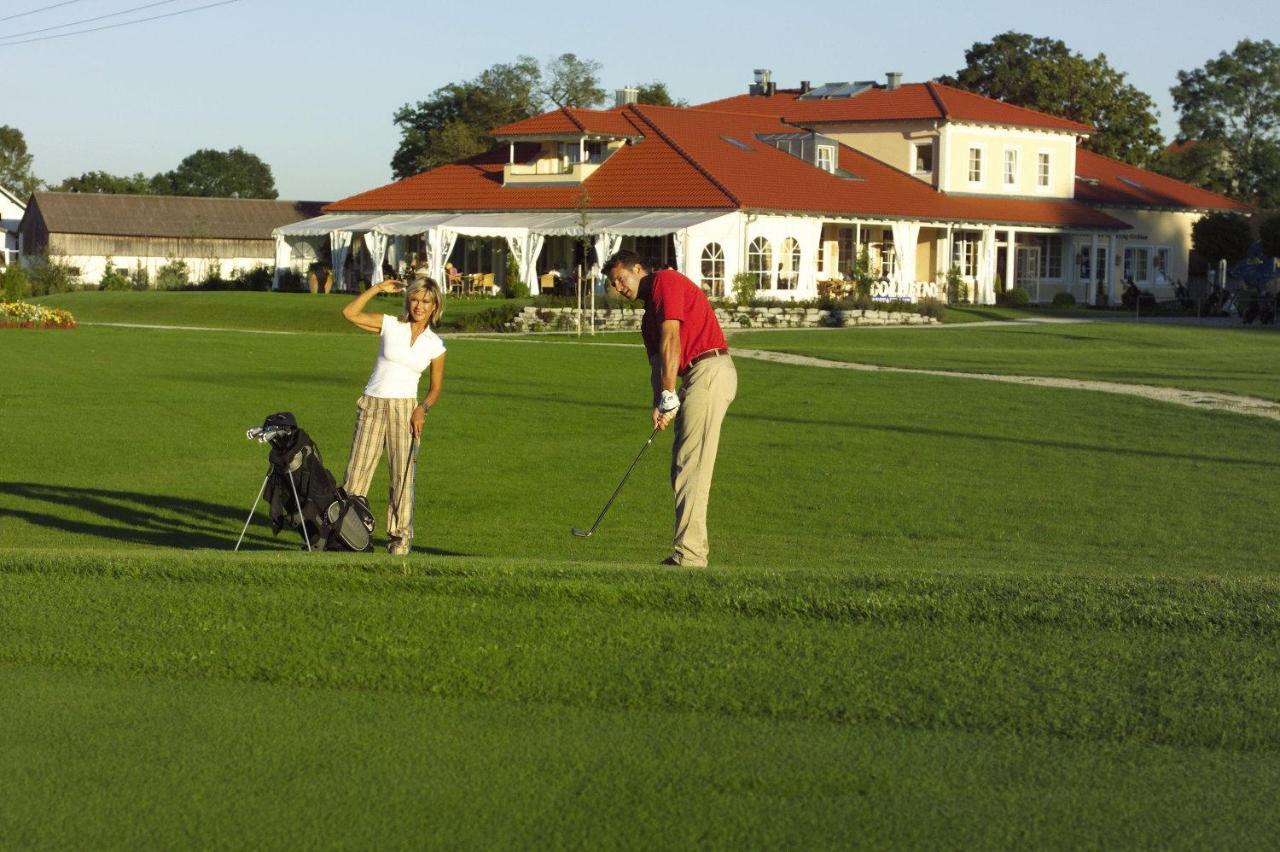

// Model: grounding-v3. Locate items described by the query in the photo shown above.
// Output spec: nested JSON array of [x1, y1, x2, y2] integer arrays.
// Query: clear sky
[[4, 0, 1276, 201]]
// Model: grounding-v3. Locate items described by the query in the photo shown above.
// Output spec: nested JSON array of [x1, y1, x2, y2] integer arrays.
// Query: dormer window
[[913, 142, 934, 174], [816, 145, 836, 173]]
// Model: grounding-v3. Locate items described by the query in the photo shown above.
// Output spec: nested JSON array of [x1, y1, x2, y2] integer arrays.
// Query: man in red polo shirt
[[603, 249, 738, 567]]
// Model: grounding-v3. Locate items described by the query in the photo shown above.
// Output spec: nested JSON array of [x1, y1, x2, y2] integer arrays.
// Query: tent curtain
[[672, 229, 689, 276], [523, 233, 545, 291], [388, 236, 405, 275], [271, 235, 292, 291], [329, 230, 353, 292], [977, 227, 997, 305], [363, 231, 389, 284], [890, 221, 920, 291], [431, 229, 458, 285], [592, 233, 622, 272]]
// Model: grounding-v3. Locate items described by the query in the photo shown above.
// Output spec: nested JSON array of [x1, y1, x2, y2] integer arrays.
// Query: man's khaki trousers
[[671, 355, 737, 566]]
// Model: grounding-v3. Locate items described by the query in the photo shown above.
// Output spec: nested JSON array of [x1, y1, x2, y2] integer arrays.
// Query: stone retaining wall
[[509, 305, 939, 332]]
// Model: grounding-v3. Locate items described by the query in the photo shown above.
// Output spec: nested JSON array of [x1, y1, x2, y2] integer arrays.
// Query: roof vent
[[750, 68, 775, 96], [886, 71, 903, 91], [800, 80, 811, 94], [615, 86, 639, 107]]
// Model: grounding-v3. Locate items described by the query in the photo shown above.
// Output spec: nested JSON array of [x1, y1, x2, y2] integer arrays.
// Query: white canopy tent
[[273, 210, 736, 295]]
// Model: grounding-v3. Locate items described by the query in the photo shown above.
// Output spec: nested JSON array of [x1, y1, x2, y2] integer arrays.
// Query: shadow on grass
[[451, 389, 1274, 469], [0, 482, 470, 556]]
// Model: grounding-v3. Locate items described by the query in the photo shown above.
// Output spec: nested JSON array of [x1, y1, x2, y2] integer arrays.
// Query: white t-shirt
[[362, 314, 446, 399]]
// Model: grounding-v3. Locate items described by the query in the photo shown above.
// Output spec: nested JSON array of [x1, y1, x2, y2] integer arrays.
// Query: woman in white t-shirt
[[340, 272, 447, 554]]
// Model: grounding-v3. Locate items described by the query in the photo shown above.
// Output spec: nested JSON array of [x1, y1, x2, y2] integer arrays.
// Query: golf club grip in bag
[[260, 421, 374, 552]]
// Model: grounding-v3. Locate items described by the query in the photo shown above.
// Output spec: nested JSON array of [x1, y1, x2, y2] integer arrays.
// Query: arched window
[[747, 237, 772, 290], [700, 243, 725, 296], [778, 237, 801, 290]]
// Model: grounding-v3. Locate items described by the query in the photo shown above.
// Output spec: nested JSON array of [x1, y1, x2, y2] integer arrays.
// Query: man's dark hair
[[602, 248, 646, 276]]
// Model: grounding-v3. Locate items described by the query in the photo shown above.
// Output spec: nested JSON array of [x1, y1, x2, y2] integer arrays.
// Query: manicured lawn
[[2, 310, 1278, 847], [733, 320, 1280, 401], [33, 289, 525, 334]]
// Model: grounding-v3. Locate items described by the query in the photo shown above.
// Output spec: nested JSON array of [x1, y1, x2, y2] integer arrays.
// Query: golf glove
[[658, 389, 681, 415]]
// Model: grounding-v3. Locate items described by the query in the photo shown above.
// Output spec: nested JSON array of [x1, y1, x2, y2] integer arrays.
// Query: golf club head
[[570, 527, 593, 538]]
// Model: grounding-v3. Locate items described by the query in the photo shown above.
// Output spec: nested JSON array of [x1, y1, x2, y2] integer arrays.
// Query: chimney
[[800, 80, 811, 94], [750, 68, 773, 96], [886, 71, 903, 91], [615, 86, 639, 107]]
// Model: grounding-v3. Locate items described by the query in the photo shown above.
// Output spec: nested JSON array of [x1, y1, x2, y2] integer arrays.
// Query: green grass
[[33, 289, 525, 334], [3, 310, 1279, 847], [732, 320, 1280, 401]]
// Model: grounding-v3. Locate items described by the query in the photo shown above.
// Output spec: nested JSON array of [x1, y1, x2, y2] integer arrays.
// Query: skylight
[[1119, 177, 1146, 190], [721, 135, 752, 151]]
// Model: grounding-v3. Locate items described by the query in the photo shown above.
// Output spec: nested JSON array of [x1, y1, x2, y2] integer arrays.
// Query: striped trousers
[[343, 395, 417, 549]]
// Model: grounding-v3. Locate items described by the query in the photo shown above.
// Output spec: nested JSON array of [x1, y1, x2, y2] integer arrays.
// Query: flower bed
[[0, 301, 78, 329]]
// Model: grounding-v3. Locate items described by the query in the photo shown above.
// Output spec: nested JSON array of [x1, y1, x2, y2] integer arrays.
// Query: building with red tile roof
[[285, 72, 1246, 304]]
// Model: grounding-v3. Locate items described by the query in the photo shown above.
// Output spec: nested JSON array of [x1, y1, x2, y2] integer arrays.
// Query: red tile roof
[[327, 104, 1125, 229], [491, 107, 641, 138], [1073, 149, 1247, 210], [695, 82, 1092, 134]]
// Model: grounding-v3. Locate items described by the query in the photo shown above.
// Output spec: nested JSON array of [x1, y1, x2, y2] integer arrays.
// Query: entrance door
[[1094, 247, 1109, 305], [1016, 246, 1041, 302]]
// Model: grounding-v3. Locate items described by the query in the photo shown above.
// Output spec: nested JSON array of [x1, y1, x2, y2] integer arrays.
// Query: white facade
[[0, 187, 25, 267], [53, 253, 273, 285]]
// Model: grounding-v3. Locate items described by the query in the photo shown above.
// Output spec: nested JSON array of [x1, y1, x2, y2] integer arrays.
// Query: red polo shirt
[[641, 269, 728, 373]]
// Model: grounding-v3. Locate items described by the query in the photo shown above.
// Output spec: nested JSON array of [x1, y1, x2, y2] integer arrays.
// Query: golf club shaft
[[581, 426, 660, 535]]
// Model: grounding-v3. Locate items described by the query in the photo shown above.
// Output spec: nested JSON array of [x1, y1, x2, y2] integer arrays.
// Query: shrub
[[731, 272, 757, 305], [458, 303, 521, 332], [99, 267, 131, 291], [504, 253, 529, 298], [129, 263, 150, 290], [0, 264, 30, 300], [154, 258, 190, 290], [200, 260, 225, 289], [231, 265, 274, 292], [916, 297, 946, 321], [945, 265, 969, 304], [1000, 286, 1030, 307], [27, 255, 80, 296], [1052, 292, 1077, 308]]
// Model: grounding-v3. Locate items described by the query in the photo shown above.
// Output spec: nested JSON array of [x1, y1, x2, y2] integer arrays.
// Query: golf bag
[[247, 412, 375, 552]]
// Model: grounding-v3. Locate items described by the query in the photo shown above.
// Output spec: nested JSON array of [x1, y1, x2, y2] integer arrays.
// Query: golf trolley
[[234, 412, 375, 552]]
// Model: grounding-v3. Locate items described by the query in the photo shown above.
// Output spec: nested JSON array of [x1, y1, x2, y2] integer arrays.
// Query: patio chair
[[479, 272, 496, 295]]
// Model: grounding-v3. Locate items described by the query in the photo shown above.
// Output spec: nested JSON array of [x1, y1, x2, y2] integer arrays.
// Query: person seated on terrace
[[444, 262, 463, 292]]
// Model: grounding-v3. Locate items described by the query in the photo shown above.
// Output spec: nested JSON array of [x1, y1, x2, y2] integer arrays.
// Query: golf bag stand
[[234, 467, 312, 552], [235, 412, 374, 552]]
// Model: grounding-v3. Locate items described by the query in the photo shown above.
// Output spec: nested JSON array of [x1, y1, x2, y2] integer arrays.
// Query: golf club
[[571, 425, 660, 538]]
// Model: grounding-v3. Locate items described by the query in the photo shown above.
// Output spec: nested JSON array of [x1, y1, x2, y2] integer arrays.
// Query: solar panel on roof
[[827, 82, 874, 98], [799, 82, 847, 99], [799, 80, 876, 99]]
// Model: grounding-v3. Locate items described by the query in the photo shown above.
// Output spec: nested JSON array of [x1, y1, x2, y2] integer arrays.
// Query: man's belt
[[681, 348, 730, 375]]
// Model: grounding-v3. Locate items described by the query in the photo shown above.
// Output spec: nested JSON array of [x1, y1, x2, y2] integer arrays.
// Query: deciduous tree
[[542, 53, 606, 108], [0, 125, 40, 198], [635, 81, 685, 107], [942, 32, 1164, 166], [155, 147, 278, 199], [54, 170, 162, 194], [392, 56, 544, 178], [1192, 212, 1251, 265], [1169, 39, 1280, 207]]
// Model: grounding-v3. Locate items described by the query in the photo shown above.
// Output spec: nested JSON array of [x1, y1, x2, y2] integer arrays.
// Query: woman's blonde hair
[[399, 276, 444, 327]]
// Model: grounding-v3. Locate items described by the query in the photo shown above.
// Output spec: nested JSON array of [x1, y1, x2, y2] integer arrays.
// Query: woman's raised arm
[[342, 280, 402, 333]]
